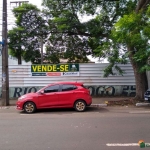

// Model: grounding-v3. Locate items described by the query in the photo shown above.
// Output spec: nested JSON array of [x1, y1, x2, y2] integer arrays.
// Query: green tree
[[111, 10, 150, 100], [8, 3, 48, 64], [41, 0, 150, 100], [41, 0, 94, 63], [44, 34, 90, 63]]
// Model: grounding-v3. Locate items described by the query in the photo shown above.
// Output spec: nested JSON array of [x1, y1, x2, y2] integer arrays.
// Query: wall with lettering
[[87, 85, 136, 97], [0, 85, 136, 98]]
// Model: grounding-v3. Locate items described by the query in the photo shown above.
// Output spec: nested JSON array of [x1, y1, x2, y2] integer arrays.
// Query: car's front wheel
[[74, 100, 86, 112], [23, 102, 36, 113]]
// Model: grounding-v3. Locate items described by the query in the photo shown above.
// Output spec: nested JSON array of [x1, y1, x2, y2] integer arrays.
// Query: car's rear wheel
[[24, 102, 36, 113], [74, 100, 86, 112]]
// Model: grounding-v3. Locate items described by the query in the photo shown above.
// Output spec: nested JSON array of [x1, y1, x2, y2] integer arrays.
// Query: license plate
[[145, 98, 148, 100]]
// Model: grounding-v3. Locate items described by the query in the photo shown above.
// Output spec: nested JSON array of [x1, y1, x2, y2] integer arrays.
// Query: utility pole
[[1, 0, 9, 106], [1, 0, 29, 105]]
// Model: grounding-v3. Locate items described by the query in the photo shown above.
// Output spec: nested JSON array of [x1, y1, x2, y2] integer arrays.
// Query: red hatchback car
[[16, 82, 92, 113]]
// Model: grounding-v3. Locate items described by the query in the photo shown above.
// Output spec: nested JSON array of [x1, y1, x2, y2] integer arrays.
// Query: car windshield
[[36, 86, 46, 93]]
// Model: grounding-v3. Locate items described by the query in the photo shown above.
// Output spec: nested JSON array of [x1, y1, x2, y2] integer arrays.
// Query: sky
[[0, 0, 103, 63], [0, 0, 42, 33]]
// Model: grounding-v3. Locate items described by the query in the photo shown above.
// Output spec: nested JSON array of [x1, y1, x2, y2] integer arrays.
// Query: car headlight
[[18, 95, 26, 101]]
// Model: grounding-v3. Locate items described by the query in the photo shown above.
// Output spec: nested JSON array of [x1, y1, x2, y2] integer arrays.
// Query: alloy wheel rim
[[25, 103, 34, 113], [76, 102, 85, 111]]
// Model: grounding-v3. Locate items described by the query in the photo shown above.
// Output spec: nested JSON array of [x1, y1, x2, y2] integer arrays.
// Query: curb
[[0, 104, 108, 109], [91, 104, 107, 107], [91, 103, 150, 107], [136, 103, 150, 107], [0, 103, 150, 109], [0, 106, 16, 109]]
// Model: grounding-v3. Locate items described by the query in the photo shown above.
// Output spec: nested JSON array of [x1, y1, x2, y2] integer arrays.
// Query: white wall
[[0, 63, 137, 98], [0, 63, 135, 87]]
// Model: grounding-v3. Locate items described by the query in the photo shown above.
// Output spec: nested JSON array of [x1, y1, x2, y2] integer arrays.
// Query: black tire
[[74, 100, 86, 112], [23, 102, 36, 114]]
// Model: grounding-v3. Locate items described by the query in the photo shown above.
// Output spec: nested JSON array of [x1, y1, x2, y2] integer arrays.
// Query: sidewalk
[[2, 97, 136, 106]]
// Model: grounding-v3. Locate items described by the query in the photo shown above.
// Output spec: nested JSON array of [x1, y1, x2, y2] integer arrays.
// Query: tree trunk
[[18, 46, 22, 65], [128, 0, 150, 101], [132, 64, 147, 100], [18, 55, 22, 64], [128, 46, 148, 101], [136, 0, 150, 13]]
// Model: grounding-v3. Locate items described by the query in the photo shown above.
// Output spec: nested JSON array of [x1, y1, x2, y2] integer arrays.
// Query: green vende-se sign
[[31, 64, 79, 72]]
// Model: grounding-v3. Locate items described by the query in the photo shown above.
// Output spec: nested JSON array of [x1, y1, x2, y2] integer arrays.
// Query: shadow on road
[[19, 106, 109, 115]]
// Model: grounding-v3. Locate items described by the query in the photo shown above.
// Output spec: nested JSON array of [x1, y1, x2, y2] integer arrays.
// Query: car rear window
[[81, 84, 87, 89], [62, 84, 77, 91]]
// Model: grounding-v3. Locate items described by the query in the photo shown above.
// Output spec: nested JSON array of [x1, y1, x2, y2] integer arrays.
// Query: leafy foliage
[[112, 9, 150, 73], [41, 0, 142, 73], [8, 3, 48, 64]]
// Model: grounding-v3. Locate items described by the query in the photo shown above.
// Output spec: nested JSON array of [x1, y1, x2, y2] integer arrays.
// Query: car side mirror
[[39, 90, 44, 94]]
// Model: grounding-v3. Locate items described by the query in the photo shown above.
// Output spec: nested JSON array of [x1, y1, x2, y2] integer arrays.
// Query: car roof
[[47, 82, 84, 86]]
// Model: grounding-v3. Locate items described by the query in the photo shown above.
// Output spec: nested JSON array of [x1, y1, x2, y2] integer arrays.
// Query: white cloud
[[0, 0, 42, 39]]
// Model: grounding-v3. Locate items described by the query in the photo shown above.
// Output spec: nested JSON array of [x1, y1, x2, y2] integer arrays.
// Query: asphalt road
[[0, 106, 150, 150]]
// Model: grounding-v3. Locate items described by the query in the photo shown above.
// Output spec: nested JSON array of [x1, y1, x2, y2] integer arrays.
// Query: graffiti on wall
[[13, 87, 38, 97], [86, 85, 136, 97], [0, 85, 136, 98]]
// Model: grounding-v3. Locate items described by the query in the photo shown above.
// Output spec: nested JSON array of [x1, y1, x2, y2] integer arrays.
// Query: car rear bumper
[[86, 96, 92, 106], [87, 102, 92, 106]]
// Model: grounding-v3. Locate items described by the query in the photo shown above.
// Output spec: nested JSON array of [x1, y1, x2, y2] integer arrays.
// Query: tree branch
[[136, 0, 150, 13]]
